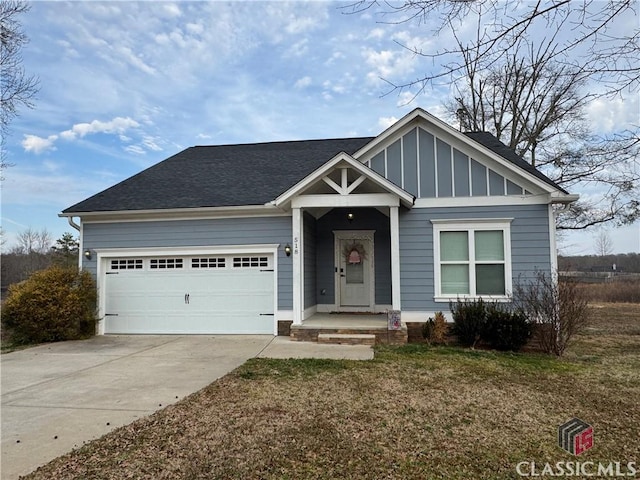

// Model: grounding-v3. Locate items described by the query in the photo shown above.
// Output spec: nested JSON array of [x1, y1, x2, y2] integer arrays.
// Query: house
[[60, 108, 577, 341]]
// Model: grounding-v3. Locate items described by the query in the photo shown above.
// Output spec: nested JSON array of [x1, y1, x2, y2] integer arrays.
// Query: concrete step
[[317, 333, 376, 346]]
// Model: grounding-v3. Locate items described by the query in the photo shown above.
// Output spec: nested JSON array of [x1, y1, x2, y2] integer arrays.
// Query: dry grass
[[24, 304, 640, 480], [574, 278, 640, 303]]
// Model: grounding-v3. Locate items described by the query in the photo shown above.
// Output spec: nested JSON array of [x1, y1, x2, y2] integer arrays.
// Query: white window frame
[[432, 218, 513, 302]]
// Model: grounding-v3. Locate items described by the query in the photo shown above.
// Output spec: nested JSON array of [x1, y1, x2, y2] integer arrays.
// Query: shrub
[[450, 298, 487, 348], [422, 311, 448, 344], [482, 305, 532, 351], [514, 271, 590, 356], [2, 266, 97, 345]]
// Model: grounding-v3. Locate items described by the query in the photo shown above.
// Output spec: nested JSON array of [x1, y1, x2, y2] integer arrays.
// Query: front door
[[338, 238, 373, 308]]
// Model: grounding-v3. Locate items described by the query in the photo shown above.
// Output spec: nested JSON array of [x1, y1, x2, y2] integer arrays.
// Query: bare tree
[[593, 230, 614, 256], [14, 227, 52, 254], [346, 1, 639, 229], [346, 1, 639, 97], [1, 0, 39, 173], [448, 33, 640, 229]]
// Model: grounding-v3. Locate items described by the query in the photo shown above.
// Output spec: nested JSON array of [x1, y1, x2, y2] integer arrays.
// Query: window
[[433, 219, 512, 300], [233, 256, 269, 268], [150, 258, 183, 269], [110, 259, 143, 270], [192, 257, 226, 269]]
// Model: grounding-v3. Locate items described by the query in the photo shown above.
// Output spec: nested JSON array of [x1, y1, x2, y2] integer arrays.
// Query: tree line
[[1, 228, 79, 290]]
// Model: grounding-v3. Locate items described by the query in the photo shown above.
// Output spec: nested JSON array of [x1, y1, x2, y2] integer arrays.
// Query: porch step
[[317, 333, 376, 346]]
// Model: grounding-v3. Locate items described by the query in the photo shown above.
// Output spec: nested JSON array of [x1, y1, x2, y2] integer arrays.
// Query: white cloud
[[62, 117, 140, 141], [378, 116, 398, 130], [21, 135, 58, 154], [586, 95, 639, 133], [294, 76, 312, 89], [367, 28, 385, 40], [125, 145, 146, 155]]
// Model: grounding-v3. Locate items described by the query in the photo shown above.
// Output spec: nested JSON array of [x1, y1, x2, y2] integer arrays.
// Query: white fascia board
[[292, 193, 400, 209], [60, 204, 289, 223], [353, 107, 566, 197], [414, 194, 550, 208], [274, 152, 414, 208]]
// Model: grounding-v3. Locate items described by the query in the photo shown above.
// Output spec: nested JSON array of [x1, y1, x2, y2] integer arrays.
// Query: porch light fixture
[[284, 244, 292, 257], [347, 212, 355, 222], [83, 249, 92, 260]]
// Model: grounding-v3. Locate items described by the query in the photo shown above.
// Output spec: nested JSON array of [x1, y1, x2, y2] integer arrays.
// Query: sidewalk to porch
[[288, 313, 408, 345]]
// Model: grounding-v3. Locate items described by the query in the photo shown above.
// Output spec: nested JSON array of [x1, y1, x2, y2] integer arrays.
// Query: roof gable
[[353, 108, 567, 197]]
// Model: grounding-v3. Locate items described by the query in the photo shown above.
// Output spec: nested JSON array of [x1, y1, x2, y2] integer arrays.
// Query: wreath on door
[[342, 241, 367, 264]]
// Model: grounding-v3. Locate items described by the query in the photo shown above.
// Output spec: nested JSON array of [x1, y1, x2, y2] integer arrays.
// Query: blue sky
[[2, 1, 638, 255]]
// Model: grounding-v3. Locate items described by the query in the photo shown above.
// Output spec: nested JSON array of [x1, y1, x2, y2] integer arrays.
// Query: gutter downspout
[[66, 216, 81, 231]]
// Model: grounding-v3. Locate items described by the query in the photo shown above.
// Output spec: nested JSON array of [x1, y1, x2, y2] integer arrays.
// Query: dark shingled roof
[[63, 137, 374, 213], [63, 131, 565, 214], [464, 131, 568, 194]]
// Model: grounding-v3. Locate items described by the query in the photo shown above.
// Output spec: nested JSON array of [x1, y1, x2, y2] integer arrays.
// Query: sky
[[1, 0, 639, 256]]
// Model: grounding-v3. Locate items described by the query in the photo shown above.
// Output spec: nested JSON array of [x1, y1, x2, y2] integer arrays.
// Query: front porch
[[288, 313, 408, 345]]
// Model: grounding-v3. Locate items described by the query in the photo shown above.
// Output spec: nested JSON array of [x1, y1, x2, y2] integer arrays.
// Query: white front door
[[338, 238, 373, 308]]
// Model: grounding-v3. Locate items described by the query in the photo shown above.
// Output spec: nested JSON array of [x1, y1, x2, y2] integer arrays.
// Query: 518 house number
[[294, 237, 299, 255]]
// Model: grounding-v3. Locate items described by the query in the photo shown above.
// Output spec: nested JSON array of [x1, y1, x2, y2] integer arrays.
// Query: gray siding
[[436, 139, 453, 197], [399, 204, 551, 311], [419, 128, 436, 197], [315, 208, 392, 306], [471, 159, 487, 196], [453, 148, 470, 196], [367, 126, 531, 199], [403, 128, 418, 196], [304, 213, 317, 309], [82, 216, 293, 309], [371, 151, 385, 176], [387, 139, 402, 187]]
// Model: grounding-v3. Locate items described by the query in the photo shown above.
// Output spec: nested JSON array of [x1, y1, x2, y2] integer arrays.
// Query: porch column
[[390, 206, 401, 310], [292, 207, 304, 325]]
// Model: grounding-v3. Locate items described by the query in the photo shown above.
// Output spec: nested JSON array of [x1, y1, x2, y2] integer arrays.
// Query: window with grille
[[149, 258, 184, 269], [192, 257, 226, 269], [433, 220, 512, 300], [110, 259, 143, 270], [232, 256, 269, 268]]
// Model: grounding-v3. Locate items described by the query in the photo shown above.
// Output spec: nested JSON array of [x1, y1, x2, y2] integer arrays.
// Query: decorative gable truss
[[273, 152, 414, 213]]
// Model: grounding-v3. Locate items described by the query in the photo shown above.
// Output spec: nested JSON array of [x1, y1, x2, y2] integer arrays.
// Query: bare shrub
[[422, 311, 448, 345], [514, 272, 590, 356]]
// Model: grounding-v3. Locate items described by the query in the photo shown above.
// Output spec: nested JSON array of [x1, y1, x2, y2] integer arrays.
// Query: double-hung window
[[433, 219, 512, 301]]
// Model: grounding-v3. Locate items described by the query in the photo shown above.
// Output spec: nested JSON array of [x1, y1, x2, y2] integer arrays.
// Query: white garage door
[[103, 254, 275, 334]]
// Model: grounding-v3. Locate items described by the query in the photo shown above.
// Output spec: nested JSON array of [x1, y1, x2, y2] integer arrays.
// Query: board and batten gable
[[364, 125, 535, 198], [398, 204, 551, 313], [81, 216, 293, 310]]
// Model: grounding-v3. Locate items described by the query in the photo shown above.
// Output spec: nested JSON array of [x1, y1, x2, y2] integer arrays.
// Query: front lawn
[[25, 303, 640, 479]]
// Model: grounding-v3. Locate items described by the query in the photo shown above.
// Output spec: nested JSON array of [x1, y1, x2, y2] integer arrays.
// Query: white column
[[390, 206, 401, 310], [292, 207, 304, 325]]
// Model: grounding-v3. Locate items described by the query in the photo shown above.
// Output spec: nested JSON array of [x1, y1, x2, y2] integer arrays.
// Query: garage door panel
[[104, 254, 275, 334]]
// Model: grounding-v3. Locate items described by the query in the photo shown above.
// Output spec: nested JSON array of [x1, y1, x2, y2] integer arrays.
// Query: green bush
[[2, 266, 97, 345], [482, 305, 532, 351], [450, 298, 487, 347]]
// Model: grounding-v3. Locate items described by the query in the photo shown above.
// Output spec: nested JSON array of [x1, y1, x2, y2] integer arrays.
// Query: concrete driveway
[[1, 335, 273, 479]]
